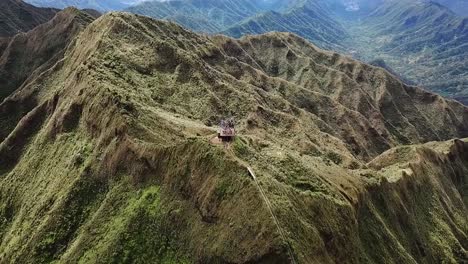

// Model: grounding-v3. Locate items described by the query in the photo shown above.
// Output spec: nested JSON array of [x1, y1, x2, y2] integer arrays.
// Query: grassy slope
[[0, 8, 95, 102], [0, 0, 58, 37], [222, 3, 349, 52], [0, 12, 466, 263], [125, 0, 468, 104], [125, 0, 266, 33]]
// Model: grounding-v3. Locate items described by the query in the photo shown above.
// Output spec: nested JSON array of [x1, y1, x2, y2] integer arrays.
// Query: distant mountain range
[[126, 0, 268, 33], [0, 0, 58, 37], [423, 0, 468, 16], [222, 1, 349, 51], [1, 7, 468, 262], [352, 0, 468, 102], [12, 0, 468, 102], [22, 0, 468, 16], [127, 0, 468, 103], [332, 0, 468, 16], [24, 0, 148, 11]]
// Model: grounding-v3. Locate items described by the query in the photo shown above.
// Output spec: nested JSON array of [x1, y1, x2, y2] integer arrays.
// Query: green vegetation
[[349, 1, 468, 102], [214, 179, 234, 200], [126, 0, 267, 33], [222, 4, 350, 51], [232, 137, 253, 159], [324, 151, 343, 165], [32, 176, 106, 263], [0, 7, 96, 101], [0, 9, 467, 264], [80, 185, 189, 264], [0, 0, 57, 37], [125, 0, 468, 103]]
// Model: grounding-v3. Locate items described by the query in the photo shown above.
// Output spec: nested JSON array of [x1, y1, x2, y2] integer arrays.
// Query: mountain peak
[[0, 2, 467, 264]]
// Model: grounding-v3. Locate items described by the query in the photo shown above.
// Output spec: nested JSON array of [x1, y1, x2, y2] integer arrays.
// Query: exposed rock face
[[0, 12, 466, 263], [0, 0, 58, 37]]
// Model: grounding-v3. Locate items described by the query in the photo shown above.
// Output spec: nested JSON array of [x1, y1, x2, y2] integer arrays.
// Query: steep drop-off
[[0, 8, 96, 102], [125, 0, 468, 105], [0, 12, 467, 263], [24, 0, 145, 11], [0, 0, 58, 37], [125, 0, 268, 33], [350, 0, 468, 103]]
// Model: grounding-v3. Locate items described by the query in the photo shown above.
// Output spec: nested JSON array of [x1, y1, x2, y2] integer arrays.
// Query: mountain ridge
[[423, 0, 468, 16], [0, 7, 96, 102], [0, 0, 58, 37], [0, 11, 466, 263], [125, 0, 269, 33], [351, 0, 468, 101], [24, 0, 146, 11], [125, 0, 468, 104], [222, 3, 349, 51]]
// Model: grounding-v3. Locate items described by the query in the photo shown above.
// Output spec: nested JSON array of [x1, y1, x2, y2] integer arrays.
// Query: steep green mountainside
[[125, 0, 468, 104], [222, 3, 349, 51], [24, 0, 145, 11], [126, 0, 348, 50], [125, 0, 269, 33], [0, 0, 58, 37], [350, 0, 468, 103], [0, 12, 467, 263], [0, 8, 96, 102]]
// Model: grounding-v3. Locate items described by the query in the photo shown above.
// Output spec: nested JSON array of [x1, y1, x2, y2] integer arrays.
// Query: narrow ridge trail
[[205, 141, 298, 262], [247, 167, 298, 264]]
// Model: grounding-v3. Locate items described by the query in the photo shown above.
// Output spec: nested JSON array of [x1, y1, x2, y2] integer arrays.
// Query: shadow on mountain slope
[[0, 12, 466, 263]]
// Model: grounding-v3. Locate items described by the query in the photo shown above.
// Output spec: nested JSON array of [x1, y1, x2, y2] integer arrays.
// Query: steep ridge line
[[0, 7, 97, 101], [0, 11, 467, 263], [125, 0, 468, 103], [247, 166, 298, 264], [0, 0, 58, 37]]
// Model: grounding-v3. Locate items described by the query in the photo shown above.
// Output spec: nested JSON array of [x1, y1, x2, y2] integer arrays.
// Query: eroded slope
[[0, 8, 96, 101], [0, 12, 466, 263], [0, 0, 58, 37], [126, 0, 267, 33], [351, 1, 468, 102]]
